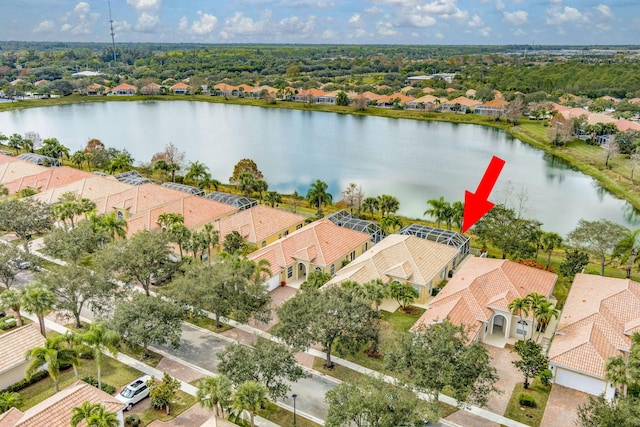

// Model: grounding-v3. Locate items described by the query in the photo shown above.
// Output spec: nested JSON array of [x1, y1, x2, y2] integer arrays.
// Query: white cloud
[[468, 14, 483, 27], [479, 27, 492, 37], [190, 11, 218, 35], [33, 20, 55, 34], [435, 32, 444, 39], [408, 14, 436, 27], [113, 20, 132, 33], [352, 28, 368, 38], [321, 29, 336, 38], [282, 0, 334, 8], [60, 1, 99, 35], [178, 17, 189, 32], [594, 4, 613, 19], [503, 10, 528, 25], [127, 0, 161, 32], [546, 6, 588, 25], [376, 21, 397, 36], [349, 13, 363, 27], [494, 0, 505, 11], [365, 6, 383, 15], [278, 15, 316, 34], [126, 0, 161, 12], [372, 0, 469, 29], [219, 10, 316, 39]]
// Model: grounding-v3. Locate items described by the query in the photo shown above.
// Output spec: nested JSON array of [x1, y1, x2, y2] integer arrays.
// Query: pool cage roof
[[326, 210, 386, 243], [161, 182, 205, 197], [93, 171, 109, 177], [0, 149, 13, 156], [114, 170, 153, 186], [17, 153, 60, 167], [398, 224, 470, 254], [204, 192, 257, 210]]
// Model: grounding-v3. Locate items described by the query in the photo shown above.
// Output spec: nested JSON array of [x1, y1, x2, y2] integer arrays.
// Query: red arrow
[[462, 156, 506, 233]]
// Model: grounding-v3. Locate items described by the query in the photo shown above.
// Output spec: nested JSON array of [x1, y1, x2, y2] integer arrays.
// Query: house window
[[315, 267, 322, 272], [284, 230, 289, 236], [330, 264, 335, 275], [362, 243, 368, 252], [350, 251, 356, 261], [262, 241, 266, 247], [116, 210, 124, 220], [287, 266, 293, 278], [296, 224, 303, 230], [516, 320, 528, 337]]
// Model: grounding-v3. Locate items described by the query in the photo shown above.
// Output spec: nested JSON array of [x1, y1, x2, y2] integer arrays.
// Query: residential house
[[247, 218, 371, 290], [406, 94, 446, 111], [438, 96, 482, 113], [213, 83, 240, 97], [412, 257, 557, 347], [215, 204, 306, 250], [94, 183, 191, 220], [0, 380, 126, 427], [3, 166, 93, 195], [0, 156, 48, 185], [32, 175, 133, 206], [293, 88, 335, 104], [474, 98, 510, 118], [376, 93, 415, 108], [325, 234, 460, 305], [170, 82, 189, 95], [140, 82, 162, 95], [83, 83, 105, 96], [109, 83, 137, 96], [548, 274, 640, 400], [0, 324, 46, 390]]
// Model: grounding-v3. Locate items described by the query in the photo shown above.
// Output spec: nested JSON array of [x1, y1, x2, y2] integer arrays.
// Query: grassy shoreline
[[2, 94, 637, 213]]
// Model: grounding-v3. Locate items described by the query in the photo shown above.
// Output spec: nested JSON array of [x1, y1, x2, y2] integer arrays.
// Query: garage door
[[265, 275, 281, 292], [554, 368, 607, 396]]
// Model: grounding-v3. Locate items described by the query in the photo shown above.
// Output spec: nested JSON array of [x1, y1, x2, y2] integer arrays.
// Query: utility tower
[[108, 0, 117, 62]]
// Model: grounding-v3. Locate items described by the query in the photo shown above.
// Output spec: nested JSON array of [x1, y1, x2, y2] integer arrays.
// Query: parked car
[[9, 258, 31, 269], [116, 375, 152, 410]]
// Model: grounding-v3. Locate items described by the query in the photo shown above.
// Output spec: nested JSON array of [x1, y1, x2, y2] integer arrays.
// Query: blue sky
[[1, 0, 638, 45]]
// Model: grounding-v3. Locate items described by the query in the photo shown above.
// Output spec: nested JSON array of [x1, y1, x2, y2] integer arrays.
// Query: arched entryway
[[492, 314, 506, 336], [297, 263, 307, 280]]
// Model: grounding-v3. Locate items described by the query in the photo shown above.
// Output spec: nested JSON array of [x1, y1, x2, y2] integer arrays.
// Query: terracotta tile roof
[[408, 95, 446, 104], [214, 83, 239, 91], [0, 153, 20, 164], [34, 80, 49, 87], [216, 205, 305, 244], [0, 407, 23, 425], [3, 166, 93, 195], [126, 195, 237, 236], [97, 183, 188, 216], [628, 98, 640, 104], [238, 84, 255, 92], [298, 88, 329, 97], [443, 96, 482, 107], [8, 381, 125, 427], [327, 234, 459, 287], [111, 83, 137, 92], [615, 120, 640, 132], [412, 258, 557, 337], [0, 161, 49, 185], [378, 93, 415, 103], [480, 98, 509, 108], [359, 91, 384, 101], [32, 176, 133, 205], [549, 274, 640, 378], [170, 82, 189, 90], [0, 324, 46, 374], [247, 218, 370, 275], [85, 83, 105, 91], [446, 88, 457, 93]]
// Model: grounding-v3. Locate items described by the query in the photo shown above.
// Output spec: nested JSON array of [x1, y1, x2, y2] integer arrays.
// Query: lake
[[0, 100, 637, 235]]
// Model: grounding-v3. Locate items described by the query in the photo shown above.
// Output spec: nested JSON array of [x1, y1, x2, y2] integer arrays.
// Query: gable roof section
[[126, 195, 237, 236], [3, 166, 93, 195], [170, 82, 189, 90], [248, 218, 370, 275], [216, 205, 305, 244], [8, 381, 125, 427], [31, 175, 133, 205], [0, 324, 46, 374], [443, 96, 482, 107], [412, 258, 557, 337], [549, 274, 640, 378], [0, 160, 48, 184], [479, 98, 509, 108], [97, 183, 188, 215], [111, 83, 137, 92], [327, 234, 459, 287]]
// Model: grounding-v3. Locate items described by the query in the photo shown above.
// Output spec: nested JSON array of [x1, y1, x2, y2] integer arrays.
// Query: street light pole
[[292, 393, 298, 426]]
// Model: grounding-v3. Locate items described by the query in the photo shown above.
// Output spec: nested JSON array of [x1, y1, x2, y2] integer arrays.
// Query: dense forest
[[1, 42, 639, 99]]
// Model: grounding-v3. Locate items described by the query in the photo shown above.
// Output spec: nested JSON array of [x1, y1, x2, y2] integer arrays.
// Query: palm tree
[[185, 161, 210, 188], [196, 375, 233, 418], [508, 297, 531, 341], [0, 391, 23, 413], [424, 196, 448, 228], [389, 281, 419, 311], [0, 183, 8, 197], [363, 279, 388, 311], [540, 232, 563, 270], [377, 194, 400, 217], [362, 197, 379, 220], [40, 137, 70, 160], [264, 191, 281, 207], [238, 172, 257, 197], [25, 335, 79, 393], [7, 133, 23, 155], [306, 179, 333, 215], [108, 152, 134, 174], [254, 179, 269, 201], [451, 200, 464, 232], [290, 190, 302, 213], [533, 299, 559, 341], [380, 215, 403, 234], [71, 402, 119, 427], [605, 356, 629, 397], [157, 212, 185, 231], [232, 381, 269, 427], [21, 283, 56, 337], [80, 323, 120, 390], [201, 223, 219, 263], [70, 151, 86, 169], [613, 229, 640, 279], [251, 259, 272, 285], [0, 289, 24, 327], [91, 212, 128, 240]]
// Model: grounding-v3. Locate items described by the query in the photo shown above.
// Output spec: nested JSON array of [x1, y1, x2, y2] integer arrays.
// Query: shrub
[[125, 414, 141, 427], [1, 370, 48, 393], [538, 368, 553, 386], [0, 316, 17, 330], [519, 393, 537, 408], [81, 376, 116, 395]]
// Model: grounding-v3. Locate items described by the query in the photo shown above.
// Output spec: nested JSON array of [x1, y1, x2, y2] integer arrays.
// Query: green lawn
[[116, 342, 163, 368], [138, 390, 196, 425], [257, 401, 323, 427], [19, 355, 143, 410], [186, 315, 233, 333], [503, 378, 551, 427]]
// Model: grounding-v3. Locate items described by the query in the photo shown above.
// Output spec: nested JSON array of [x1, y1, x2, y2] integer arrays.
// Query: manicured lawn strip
[[187, 315, 233, 333], [19, 355, 143, 410], [117, 342, 163, 368], [503, 378, 551, 427], [138, 390, 196, 425], [381, 306, 426, 331], [257, 401, 323, 427]]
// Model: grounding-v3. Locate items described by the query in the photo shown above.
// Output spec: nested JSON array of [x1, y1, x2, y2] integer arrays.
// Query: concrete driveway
[[445, 344, 522, 427], [540, 384, 590, 427]]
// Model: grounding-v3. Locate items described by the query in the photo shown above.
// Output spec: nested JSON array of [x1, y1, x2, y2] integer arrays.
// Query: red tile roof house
[[32, 175, 133, 206], [412, 257, 557, 348], [247, 218, 371, 291], [3, 166, 94, 195], [325, 234, 461, 306], [170, 82, 189, 95], [548, 274, 640, 400], [215, 204, 306, 250], [0, 324, 46, 391], [109, 83, 137, 96], [0, 380, 126, 427], [0, 157, 48, 185], [473, 98, 510, 117]]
